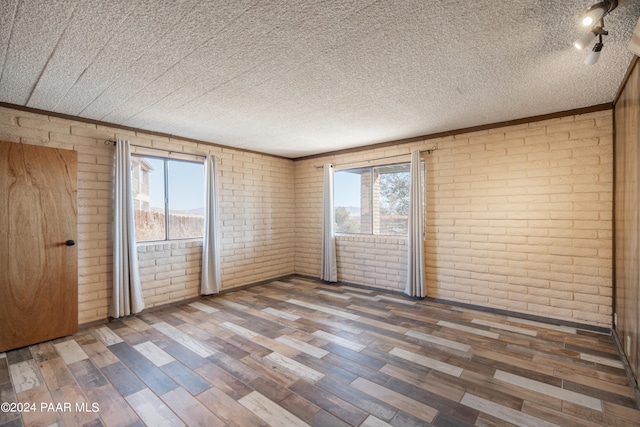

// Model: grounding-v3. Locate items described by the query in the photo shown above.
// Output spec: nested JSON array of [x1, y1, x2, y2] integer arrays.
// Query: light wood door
[[0, 141, 78, 352]]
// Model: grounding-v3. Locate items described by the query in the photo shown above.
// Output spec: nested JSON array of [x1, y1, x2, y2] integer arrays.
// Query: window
[[334, 162, 423, 235], [132, 156, 204, 242]]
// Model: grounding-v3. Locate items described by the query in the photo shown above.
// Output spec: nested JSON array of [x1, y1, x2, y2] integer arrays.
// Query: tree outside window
[[334, 162, 421, 236]]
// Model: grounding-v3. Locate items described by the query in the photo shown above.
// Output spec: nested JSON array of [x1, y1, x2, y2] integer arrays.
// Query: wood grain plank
[[288, 379, 368, 426], [351, 377, 439, 423], [384, 377, 479, 424], [494, 370, 602, 411], [162, 386, 225, 427], [130, 361, 178, 395], [161, 361, 211, 395], [405, 329, 471, 352], [238, 390, 308, 427], [316, 376, 398, 422], [133, 340, 176, 367], [286, 299, 360, 320], [389, 347, 464, 377], [461, 392, 560, 427], [78, 338, 120, 369], [313, 330, 366, 352], [86, 383, 142, 427], [195, 361, 254, 400], [0, 356, 10, 384], [379, 364, 465, 402], [49, 383, 101, 426], [108, 341, 148, 368], [126, 388, 184, 427], [196, 386, 267, 427], [91, 326, 124, 346], [38, 357, 77, 390], [100, 362, 145, 397], [8, 360, 43, 393], [153, 322, 217, 357], [275, 335, 329, 358], [15, 385, 59, 427], [263, 351, 324, 382], [68, 358, 109, 392], [0, 383, 19, 425], [30, 342, 60, 363]]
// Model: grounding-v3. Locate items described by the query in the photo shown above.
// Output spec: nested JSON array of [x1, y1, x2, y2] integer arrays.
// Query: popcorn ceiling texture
[[0, 0, 638, 158]]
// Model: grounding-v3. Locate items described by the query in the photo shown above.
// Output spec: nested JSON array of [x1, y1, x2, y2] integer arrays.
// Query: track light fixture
[[573, 0, 618, 65]]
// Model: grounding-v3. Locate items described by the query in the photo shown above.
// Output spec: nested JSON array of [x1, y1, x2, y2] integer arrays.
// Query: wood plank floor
[[1, 276, 639, 426]]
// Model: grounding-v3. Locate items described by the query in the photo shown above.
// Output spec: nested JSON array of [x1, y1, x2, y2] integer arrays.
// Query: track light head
[[573, 1, 616, 65], [584, 42, 604, 65], [574, 31, 597, 50], [581, 7, 606, 27], [578, 0, 618, 28]]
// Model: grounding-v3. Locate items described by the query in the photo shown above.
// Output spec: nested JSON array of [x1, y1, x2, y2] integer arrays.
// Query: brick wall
[[1, 104, 613, 328], [295, 110, 613, 327], [336, 235, 407, 291], [0, 106, 295, 324], [138, 241, 203, 306]]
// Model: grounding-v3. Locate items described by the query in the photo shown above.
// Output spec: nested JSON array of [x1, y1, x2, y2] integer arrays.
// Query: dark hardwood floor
[[1, 276, 639, 426]]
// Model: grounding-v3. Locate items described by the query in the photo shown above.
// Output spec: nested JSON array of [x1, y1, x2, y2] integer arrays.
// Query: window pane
[[374, 164, 410, 235], [334, 168, 371, 233], [167, 160, 204, 240], [132, 156, 166, 242]]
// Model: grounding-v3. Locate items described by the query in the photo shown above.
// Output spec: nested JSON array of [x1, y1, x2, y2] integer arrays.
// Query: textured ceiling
[[1, 0, 639, 158]]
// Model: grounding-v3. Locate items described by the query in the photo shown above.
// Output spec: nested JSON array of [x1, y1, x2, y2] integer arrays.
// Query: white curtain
[[406, 149, 426, 297], [111, 139, 145, 318], [201, 154, 222, 295], [320, 163, 337, 282]]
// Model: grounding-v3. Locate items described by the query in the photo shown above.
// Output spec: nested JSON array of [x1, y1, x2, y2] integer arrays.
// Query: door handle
[[65, 240, 76, 246]]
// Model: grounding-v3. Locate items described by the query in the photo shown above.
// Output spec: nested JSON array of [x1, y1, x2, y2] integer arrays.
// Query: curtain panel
[[406, 149, 426, 297], [111, 139, 145, 318], [321, 163, 337, 282], [201, 154, 222, 295]]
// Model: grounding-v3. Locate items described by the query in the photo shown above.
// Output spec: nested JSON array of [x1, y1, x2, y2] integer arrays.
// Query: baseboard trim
[[426, 297, 611, 335], [303, 274, 611, 335]]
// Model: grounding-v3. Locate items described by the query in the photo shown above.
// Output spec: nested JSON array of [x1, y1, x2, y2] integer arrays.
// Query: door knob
[[65, 240, 76, 246]]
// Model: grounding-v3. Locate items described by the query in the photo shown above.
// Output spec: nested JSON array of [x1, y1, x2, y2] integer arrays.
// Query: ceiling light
[[585, 42, 603, 65], [573, 0, 617, 65], [581, 6, 607, 27], [574, 31, 597, 50], [578, 0, 618, 27]]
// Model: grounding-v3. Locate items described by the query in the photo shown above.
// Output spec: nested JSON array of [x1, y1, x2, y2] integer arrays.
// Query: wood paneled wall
[[614, 58, 640, 387]]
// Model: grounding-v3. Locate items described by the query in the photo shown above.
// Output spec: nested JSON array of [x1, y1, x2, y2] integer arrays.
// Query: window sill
[[335, 234, 407, 244], [136, 238, 203, 248]]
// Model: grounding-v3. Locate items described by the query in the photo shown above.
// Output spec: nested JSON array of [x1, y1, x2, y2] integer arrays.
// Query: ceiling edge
[[293, 103, 614, 162], [0, 102, 614, 162], [0, 102, 291, 161]]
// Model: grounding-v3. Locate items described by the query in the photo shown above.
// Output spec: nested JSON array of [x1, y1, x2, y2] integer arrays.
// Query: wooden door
[[0, 141, 78, 352]]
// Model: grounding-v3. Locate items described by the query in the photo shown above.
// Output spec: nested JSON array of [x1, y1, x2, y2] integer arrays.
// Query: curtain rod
[[104, 139, 209, 161], [314, 145, 437, 169]]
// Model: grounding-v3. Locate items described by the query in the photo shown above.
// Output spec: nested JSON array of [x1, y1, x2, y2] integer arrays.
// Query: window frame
[[131, 154, 205, 243], [333, 160, 424, 236]]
